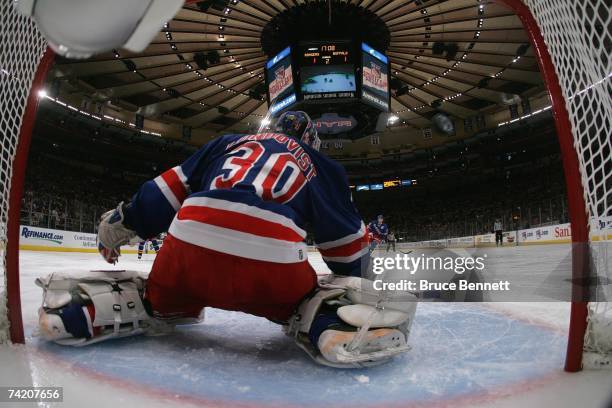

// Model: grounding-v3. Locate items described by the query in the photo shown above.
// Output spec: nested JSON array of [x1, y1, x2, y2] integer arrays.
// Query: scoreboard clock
[[301, 43, 351, 66]]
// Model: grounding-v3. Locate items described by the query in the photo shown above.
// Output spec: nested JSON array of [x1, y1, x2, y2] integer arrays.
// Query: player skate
[[287, 275, 418, 368], [35, 270, 203, 346]]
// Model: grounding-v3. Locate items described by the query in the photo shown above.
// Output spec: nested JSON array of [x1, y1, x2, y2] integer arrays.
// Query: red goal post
[[0, 0, 609, 373], [3, 49, 54, 344], [497, 0, 593, 373], [498, 0, 611, 371], [0, 1, 52, 345]]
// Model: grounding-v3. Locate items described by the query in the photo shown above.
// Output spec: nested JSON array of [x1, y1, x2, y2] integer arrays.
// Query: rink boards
[[17, 219, 611, 254], [18, 225, 156, 254]]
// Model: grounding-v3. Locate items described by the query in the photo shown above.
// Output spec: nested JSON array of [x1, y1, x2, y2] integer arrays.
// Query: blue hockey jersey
[[367, 220, 388, 241], [123, 132, 369, 276]]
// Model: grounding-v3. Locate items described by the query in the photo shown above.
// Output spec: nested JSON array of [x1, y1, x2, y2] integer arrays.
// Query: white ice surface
[[0, 248, 609, 408]]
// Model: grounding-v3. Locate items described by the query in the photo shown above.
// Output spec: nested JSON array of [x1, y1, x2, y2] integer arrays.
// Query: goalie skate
[[294, 326, 410, 368], [318, 327, 409, 365], [287, 275, 417, 368]]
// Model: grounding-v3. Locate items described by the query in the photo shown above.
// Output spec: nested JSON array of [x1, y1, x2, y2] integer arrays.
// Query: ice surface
[[0, 248, 609, 408]]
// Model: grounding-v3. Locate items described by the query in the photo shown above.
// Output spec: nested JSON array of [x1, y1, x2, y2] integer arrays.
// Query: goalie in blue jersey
[[38, 111, 417, 368]]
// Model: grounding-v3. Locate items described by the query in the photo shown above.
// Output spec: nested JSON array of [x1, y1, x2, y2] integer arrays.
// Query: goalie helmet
[[273, 111, 321, 151]]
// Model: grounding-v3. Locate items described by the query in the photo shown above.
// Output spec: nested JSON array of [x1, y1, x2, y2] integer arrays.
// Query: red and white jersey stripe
[[169, 196, 308, 264], [316, 222, 369, 263], [154, 166, 189, 211]]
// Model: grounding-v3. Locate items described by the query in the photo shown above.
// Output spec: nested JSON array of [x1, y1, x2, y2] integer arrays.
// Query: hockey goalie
[[36, 111, 417, 368]]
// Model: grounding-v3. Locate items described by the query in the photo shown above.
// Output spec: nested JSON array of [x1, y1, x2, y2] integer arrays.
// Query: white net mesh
[[523, 0, 612, 367], [0, 1, 46, 343]]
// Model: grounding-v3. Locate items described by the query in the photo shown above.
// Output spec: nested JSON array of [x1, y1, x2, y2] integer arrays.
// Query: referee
[[494, 219, 503, 247], [386, 231, 396, 252]]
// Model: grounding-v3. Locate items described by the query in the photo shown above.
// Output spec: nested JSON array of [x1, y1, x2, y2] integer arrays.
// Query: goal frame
[[5, 48, 54, 344], [496, 0, 592, 373], [1, 1, 597, 373]]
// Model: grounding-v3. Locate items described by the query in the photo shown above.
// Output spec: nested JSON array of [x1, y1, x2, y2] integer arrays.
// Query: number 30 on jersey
[[211, 141, 307, 204]]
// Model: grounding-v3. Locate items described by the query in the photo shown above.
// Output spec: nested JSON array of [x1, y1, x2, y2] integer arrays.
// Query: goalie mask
[[16, 0, 184, 59], [274, 111, 321, 151]]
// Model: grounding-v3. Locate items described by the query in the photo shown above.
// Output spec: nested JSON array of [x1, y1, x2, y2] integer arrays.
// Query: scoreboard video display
[[266, 46, 297, 114], [300, 42, 356, 100], [361, 42, 390, 111], [264, 40, 391, 131]]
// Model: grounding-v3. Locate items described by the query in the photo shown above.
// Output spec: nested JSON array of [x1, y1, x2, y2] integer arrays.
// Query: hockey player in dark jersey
[[367, 214, 388, 250], [37, 111, 417, 367]]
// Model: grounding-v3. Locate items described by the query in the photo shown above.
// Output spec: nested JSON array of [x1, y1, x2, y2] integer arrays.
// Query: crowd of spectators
[[21, 148, 569, 242], [355, 159, 568, 241], [20, 103, 189, 234], [21, 153, 142, 233], [22, 104, 569, 240]]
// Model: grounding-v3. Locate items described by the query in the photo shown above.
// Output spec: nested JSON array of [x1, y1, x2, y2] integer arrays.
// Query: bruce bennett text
[[373, 279, 511, 292]]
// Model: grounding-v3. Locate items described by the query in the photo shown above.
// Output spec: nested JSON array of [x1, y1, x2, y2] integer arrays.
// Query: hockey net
[[0, 0, 610, 371], [513, 0, 611, 370], [0, 1, 47, 343]]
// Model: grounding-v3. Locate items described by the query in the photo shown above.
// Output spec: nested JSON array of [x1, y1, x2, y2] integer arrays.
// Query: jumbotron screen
[[361, 42, 390, 111], [300, 42, 356, 100], [265, 46, 297, 114]]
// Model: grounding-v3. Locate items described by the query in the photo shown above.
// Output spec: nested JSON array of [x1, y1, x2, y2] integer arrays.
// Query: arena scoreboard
[[301, 43, 352, 66], [264, 40, 390, 137]]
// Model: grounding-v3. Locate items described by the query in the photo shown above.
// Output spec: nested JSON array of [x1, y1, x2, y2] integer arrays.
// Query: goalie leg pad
[[287, 275, 418, 368], [36, 270, 152, 346]]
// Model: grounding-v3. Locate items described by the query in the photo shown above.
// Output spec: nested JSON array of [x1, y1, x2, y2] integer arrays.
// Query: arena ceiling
[[51, 0, 544, 136]]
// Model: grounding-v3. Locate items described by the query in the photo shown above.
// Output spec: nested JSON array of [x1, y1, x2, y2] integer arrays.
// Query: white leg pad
[[288, 275, 418, 368], [36, 270, 152, 346]]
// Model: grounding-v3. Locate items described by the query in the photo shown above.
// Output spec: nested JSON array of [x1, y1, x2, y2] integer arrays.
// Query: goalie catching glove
[[97, 202, 140, 264], [286, 275, 418, 368]]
